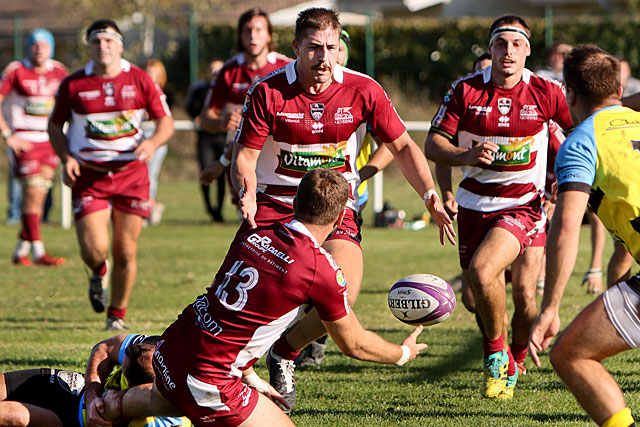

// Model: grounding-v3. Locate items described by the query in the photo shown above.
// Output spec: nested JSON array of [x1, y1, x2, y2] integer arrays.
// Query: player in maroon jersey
[[425, 15, 572, 399], [231, 7, 455, 411], [97, 169, 428, 426], [48, 19, 174, 331], [198, 8, 291, 192], [0, 29, 67, 266]]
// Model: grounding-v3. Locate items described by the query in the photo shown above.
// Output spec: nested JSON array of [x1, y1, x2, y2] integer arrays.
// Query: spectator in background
[[144, 58, 172, 226], [0, 28, 67, 266], [620, 59, 640, 97], [184, 58, 227, 222], [535, 42, 572, 82]]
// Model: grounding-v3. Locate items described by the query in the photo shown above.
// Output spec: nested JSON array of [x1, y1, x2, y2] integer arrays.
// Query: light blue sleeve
[[119, 334, 145, 365], [554, 119, 597, 189]]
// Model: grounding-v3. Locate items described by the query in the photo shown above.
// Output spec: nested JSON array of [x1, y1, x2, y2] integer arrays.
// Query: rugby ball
[[388, 274, 456, 326]]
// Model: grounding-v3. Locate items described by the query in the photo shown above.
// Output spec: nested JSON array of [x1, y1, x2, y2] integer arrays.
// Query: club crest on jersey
[[310, 103, 325, 121], [497, 98, 511, 115]]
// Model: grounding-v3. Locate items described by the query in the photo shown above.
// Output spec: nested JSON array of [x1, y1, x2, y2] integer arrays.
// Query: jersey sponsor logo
[[310, 102, 325, 121], [79, 90, 101, 100], [498, 115, 510, 128], [23, 98, 54, 116], [609, 118, 640, 129], [246, 233, 295, 264], [242, 95, 250, 113], [520, 104, 538, 120], [444, 88, 454, 103], [433, 105, 447, 127], [497, 215, 526, 230], [497, 97, 511, 115], [278, 141, 349, 175], [86, 113, 138, 140], [73, 196, 94, 215], [473, 136, 532, 166], [232, 82, 251, 91], [336, 270, 346, 287], [153, 342, 176, 390], [56, 370, 85, 396], [192, 294, 223, 335], [469, 106, 492, 116], [311, 121, 324, 134], [121, 84, 137, 99], [276, 111, 303, 123], [334, 107, 353, 124]]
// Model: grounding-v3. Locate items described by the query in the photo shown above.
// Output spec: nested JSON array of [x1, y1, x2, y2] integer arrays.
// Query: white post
[[60, 176, 72, 229]]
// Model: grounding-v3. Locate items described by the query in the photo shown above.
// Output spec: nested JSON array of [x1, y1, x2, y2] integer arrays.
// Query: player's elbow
[[337, 340, 366, 360]]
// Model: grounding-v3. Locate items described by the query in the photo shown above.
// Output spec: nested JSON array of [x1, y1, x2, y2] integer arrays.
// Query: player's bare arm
[[323, 310, 427, 364], [388, 131, 456, 245], [0, 93, 34, 155], [425, 132, 498, 167], [134, 115, 174, 162], [358, 138, 394, 182], [200, 141, 234, 185], [85, 334, 129, 427], [434, 163, 458, 220], [47, 120, 80, 186], [231, 144, 260, 228], [529, 190, 589, 366]]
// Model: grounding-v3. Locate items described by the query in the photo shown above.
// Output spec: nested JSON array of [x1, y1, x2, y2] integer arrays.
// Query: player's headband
[[88, 29, 123, 46], [489, 26, 530, 48]]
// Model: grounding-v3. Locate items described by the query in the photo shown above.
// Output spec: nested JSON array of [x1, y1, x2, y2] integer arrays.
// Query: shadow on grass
[[293, 406, 590, 423], [0, 357, 83, 368]]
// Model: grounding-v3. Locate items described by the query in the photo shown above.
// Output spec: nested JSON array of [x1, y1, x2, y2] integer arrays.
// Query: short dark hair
[[123, 338, 158, 386], [489, 14, 530, 39], [473, 52, 491, 71], [294, 8, 341, 41], [237, 8, 274, 53], [86, 19, 122, 41], [294, 169, 349, 225], [564, 44, 620, 104]]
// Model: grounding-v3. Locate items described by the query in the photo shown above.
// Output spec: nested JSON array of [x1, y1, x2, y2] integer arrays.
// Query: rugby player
[[529, 44, 640, 427], [198, 8, 291, 191], [48, 19, 174, 330], [425, 14, 572, 399], [231, 8, 454, 410], [95, 169, 427, 426], [0, 28, 67, 266], [0, 334, 191, 427]]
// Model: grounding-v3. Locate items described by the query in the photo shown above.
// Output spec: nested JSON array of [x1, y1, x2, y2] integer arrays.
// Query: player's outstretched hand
[[62, 156, 81, 187], [199, 161, 225, 185], [134, 139, 156, 163], [239, 177, 257, 228], [528, 309, 561, 367], [425, 195, 456, 245], [461, 142, 499, 166], [86, 395, 113, 427], [401, 325, 428, 362], [581, 270, 603, 294]]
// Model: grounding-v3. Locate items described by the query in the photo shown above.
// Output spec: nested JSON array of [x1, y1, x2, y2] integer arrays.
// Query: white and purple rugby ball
[[388, 274, 456, 326]]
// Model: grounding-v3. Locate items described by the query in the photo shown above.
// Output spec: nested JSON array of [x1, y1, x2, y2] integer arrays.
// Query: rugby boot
[[483, 350, 509, 398], [498, 363, 519, 400], [88, 260, 110, 313], [34, 253, 65, 266], [106, 315, 128, 331], [295, 339, 327, 368], [12, 255, 32, 266], [516, 360, 527, 376], [266, 350, 296, 413]]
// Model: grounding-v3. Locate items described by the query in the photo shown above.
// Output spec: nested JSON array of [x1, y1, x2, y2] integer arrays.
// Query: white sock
[[31, 240, 45, 260], [14, 239, 31, 258]]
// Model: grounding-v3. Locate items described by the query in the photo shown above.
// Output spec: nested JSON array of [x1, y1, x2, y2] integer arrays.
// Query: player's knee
[[549, 335, 573, 373], [0, 401, 34, 427], [468, 263, 498, 291]]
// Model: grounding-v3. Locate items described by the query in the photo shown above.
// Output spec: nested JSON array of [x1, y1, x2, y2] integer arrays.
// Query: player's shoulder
[[49, 59, 68, 74], [220, 54, 244, 73], [247, 64, 289, 96], [2, 60, 24, 76], [267, 51, 293, 66], [64, 67, 89, 84], [449, 67, 487, 92], [527, 69, 564, 92]]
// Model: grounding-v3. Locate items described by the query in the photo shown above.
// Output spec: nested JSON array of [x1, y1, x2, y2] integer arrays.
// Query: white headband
[[489, 26, 530, 48], [88, 29, 123, 46]]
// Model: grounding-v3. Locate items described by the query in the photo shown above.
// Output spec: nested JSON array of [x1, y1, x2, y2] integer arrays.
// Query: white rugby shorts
[[603, 275, 640, 348]]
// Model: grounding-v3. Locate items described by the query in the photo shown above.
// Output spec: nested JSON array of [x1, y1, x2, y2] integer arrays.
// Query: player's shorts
[[457, 196, 544, 269], [237, 192, 362, 246], [72, 160, 150, 220], [3, 368, 84, 427], [603, 275, 640, 348], [153, 322, 258, 427], [14, 142, 59, 178]]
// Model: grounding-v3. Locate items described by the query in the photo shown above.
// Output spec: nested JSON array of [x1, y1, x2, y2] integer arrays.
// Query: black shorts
[[4, 368, 84, 427]]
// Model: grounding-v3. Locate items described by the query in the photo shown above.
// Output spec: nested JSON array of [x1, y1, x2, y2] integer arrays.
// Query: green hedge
[[176, 15, 640, 101]]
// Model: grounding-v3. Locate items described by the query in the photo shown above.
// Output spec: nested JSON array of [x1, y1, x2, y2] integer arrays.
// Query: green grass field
[[0, 173, 636, 426]]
